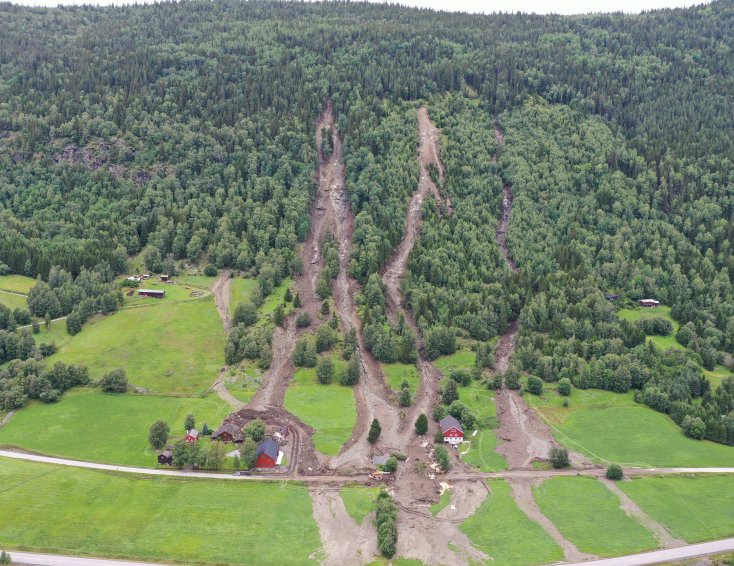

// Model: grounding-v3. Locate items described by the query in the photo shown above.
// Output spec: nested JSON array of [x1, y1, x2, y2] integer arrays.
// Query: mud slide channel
[[316, 100, 403, 472], [382, 107, 448, 438], [510, 478, 596, 562], [601, 478, 685, 549], [309, 486, 379, 565], [490, 126, 591, 470]]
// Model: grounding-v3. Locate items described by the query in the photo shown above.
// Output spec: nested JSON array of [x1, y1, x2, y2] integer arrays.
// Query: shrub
[[339, 355, 360, 385], [375, 491, 398, 558], [606, 463, 624, 480], [0, 551, 11, 564], [450, 368, 472, 386], [399, 388, 412, 407], [504, 368, 521, 390], [435, 445, 451, 472], [415, 413, 428, 435], [557, 377, 572, 396], [296, 311, 312, 328], [149, 420, 170, 450], [368, 419, 381, 444], [526, 376, 543, 395], [550, 446, 570, 469], [239, 438, 257, 469], [233, 302, 257, 327], [203, 264, 217, 276], [245, 419, 266, 442], [99, 368, 128, 393], [316, 357, 334, 384], [681, 415, 706, 440], [383, 456, 398, 473]]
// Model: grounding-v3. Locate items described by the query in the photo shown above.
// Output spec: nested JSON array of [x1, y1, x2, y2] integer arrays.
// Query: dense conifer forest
[[1, 0, 734, 442]]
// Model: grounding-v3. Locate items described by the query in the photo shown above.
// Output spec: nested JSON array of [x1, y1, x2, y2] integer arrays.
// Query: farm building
[[211, 423, 243, 443], [373, 455, 389, 466], [439, 415, 464, 445], [160, 275, 170, 282], [184, 429, 200, 442], [256, 438, 282, 468], [605, 294, 619, 301], [157, 447, 173, 465], [639, 299, 660, 307], [138, 289, 165, 298]]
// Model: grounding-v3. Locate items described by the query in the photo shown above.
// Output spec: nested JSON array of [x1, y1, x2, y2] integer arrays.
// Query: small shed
[[605, 294, 619, 301], [639, 299, 660, 308], [256, 438, 281, 468], [184, 429, 200, 443], [160, 275, 170, 282], [139, 289, 165, 299], [439, 415, 464, 445], [158, 447, 173, 466], [211, 423, 243, 443]]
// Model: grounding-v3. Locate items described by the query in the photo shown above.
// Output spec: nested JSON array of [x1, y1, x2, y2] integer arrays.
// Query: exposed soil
[[601, 478, 686, 549], [509, 478, 596, 562], [309, 486, 379, 565], [211, 269, 232, 332]]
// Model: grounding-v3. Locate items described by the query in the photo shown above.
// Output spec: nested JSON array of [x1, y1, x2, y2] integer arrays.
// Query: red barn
[[256, 438, 281, 468], [440, 415, 464, 445], [639, 299, 660, 308], [184, 429, 200, 443]]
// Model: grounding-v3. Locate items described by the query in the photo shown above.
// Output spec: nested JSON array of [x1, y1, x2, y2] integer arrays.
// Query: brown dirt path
[[510, 478, 596, 562], [211, 269, 232, 332], [317, 100, 403, 471], [309, 486, 379, 565], [601, 478, 686, 549]]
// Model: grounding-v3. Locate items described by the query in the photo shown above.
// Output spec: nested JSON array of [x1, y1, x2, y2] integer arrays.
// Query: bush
[[399, 388, 412, 407], [245, 419, 266, 442], [0, 551, 11, 564], [681, 415, 706, 440], [339, 355, 360, 385], [433, 404, 447, 422], [557, 377, 572, 396], [550, 446, 570, 469], [233, 302, 257, 327], [149, 420, 170, 450], [383, 456, 398, 473], [375, 491, 398, 558], [606, 463, 624, 480], [526, 376, 543, 395], [435, 445, 451, 472], [296, 311, 312, 328], [239, 438, 257, 470], [368, 419, 381, 444], [450, 368, 472, 386], [441, 380, 459, 405], [203, 264, 218, 276], [99, 368, 128, 393], [415, 413, 428, 435], [316, 357, 334, 384], [505, 368, 521, 390]]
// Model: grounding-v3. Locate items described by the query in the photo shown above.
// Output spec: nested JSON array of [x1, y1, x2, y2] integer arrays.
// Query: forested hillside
[[1, 0, 733, 437]]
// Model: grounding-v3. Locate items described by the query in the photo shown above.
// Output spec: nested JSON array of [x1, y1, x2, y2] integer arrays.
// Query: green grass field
[[533, 476, 658, 557], [284, 360, 357, 456], [0, 458, 321, 565], [41, 295, 225, 395], [177, 274, 217, 289], [0, 390, 230, 466], [461, 429, 507, 472], [229, 277, 258, 314], [705, 365, 732, 389], [433, 348, 476, 374], [0, 290, 27, 310], [0, 274, 36, 294], [527, 386, 734, 467], [619, 476, 734, 543], [617, 306, 683, 351], [340, 485, 380, 524], [430, 488, 452, 516], [381, 362, 419, 394], [460, 480, 563, 566]]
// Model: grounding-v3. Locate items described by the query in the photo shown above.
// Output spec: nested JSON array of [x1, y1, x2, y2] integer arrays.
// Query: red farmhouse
[[184, 429, 200, 442], [439, 415, 464, 445], [256, 438, 280, 469]]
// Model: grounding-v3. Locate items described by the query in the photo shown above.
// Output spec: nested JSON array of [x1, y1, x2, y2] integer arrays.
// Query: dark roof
[[439, 415, 463, 433], [139, 289, 165, 295], [161, 448, 173, 457], [373, 455, 389, 466], [256, 438, 280, 461], [605, 294, 619, 300], [211, 423, 241, 439]]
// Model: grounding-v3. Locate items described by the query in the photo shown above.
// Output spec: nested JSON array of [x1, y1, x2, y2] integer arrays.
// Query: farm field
[[617, 306, 683, 351], [460, 479, 563, 566], [284, 362, 357, 456], [0, 290, 27, 310], [0, 458, 321, 565], [381, 362, 419, 394], [40, 295, 225, 395], [0, 274, 36, 294], [455, 380, 506, 472], [461, 429, 506, 472], [619, 476, 734, 543], [0, 390, 229, 466], [532, 476, 658, 557], [340, 485, 380, 524], [229, 277, 258, 314], [430, 488, 451, 516], [433, 348, 476, 374], [526, 386, 734, 467]]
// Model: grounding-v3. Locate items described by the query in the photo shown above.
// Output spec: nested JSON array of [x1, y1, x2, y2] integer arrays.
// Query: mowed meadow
[[0, 459, 321, 565], [526, 386, 734, 467]]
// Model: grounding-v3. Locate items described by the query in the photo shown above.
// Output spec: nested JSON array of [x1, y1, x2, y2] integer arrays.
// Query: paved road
[[4, 537, 734, 566], [573, 537, 734, 565], [2, 450, 734, 484]]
